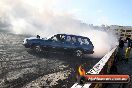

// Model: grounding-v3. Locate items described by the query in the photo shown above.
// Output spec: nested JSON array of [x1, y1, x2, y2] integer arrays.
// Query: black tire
[[32, 45, 42, 53], [75, 50, 83, 58]]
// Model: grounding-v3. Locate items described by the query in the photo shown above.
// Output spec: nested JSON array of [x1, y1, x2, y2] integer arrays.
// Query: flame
[[78, 65, 86, 76]]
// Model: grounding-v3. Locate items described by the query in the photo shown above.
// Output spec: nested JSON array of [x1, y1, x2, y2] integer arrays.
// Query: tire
[[33, 45, 42, 53], [75, 50, 83, 58]]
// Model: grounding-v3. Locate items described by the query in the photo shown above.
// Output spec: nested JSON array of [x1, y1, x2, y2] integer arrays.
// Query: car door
[[62, 36, 75, 52], [48, 36, 62, 52], [52, 40, 62, 52], [72, 36, 80, 50]]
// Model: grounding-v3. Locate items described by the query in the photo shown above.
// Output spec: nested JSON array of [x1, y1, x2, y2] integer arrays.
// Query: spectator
[[125, 37, 131, 62], [126, 37, 131, 47], [119, 38, 124, 49], [117, 38, 125, 61]]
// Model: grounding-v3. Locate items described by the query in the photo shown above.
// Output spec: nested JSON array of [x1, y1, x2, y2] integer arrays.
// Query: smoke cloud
[[0, 0, 118, 58]]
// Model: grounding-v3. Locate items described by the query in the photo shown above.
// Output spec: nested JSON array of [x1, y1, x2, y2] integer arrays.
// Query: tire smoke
[[0, 0, 118, 58]]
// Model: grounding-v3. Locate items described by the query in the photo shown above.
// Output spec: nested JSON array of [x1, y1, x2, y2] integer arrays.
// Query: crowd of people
[[117, 37, 132, 63]]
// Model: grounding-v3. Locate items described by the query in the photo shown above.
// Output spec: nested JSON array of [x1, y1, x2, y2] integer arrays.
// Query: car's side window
[[72, 37, 77, 43], [81, 38, 90, 45], [78, 38, 89, 45], [78, 38, 83, 45], [66, 36, 71, 42], [84, 39, 89, 45], [81, 39, 85, 44]]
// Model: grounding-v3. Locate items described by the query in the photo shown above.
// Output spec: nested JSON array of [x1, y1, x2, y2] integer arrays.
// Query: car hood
[[23, 37, 47, 44]]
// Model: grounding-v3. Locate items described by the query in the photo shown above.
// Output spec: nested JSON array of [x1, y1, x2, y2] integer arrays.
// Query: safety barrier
[[71, 47, 117, 88]]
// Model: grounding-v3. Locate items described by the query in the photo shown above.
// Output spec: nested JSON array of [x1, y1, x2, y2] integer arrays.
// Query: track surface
[[0, 32, 101, 88]]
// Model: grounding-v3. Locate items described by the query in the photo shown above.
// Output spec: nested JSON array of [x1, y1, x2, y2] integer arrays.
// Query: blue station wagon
[[23, 34, 94, 57]]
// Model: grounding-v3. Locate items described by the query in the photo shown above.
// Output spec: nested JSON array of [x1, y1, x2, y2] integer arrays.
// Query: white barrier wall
[[71, 47, 117, 88]]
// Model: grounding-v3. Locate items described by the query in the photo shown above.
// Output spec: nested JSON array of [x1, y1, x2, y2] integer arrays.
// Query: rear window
[[83, 38, 89, 45]]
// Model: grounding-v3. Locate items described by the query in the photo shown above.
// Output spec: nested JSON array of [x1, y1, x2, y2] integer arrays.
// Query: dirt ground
[[0, 32, 100, 88]]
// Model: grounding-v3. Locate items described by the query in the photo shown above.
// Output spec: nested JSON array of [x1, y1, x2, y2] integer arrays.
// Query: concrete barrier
[[71, 47, 117, 88]]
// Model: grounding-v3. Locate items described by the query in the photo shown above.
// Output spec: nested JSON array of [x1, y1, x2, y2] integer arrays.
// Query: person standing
[[117, 38, 125, 61], [125, 37, 131, 62]]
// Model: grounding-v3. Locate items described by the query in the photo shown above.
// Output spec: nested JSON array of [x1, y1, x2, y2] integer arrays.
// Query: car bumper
[[23, 44, 30, 48]]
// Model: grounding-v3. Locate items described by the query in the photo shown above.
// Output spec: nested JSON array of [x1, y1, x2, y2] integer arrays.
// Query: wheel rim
[[76, 50, 83, 57], [35, 46, 42, 52]]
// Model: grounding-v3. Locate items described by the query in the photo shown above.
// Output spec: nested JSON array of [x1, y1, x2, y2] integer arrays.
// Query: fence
[[71, 47, 117, 88]]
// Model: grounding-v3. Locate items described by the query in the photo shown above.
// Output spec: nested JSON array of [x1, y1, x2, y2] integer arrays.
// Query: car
[[23, 34, 94, 57]]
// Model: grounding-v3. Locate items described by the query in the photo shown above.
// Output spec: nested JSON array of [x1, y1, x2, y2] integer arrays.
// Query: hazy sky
[[0, 0, 131, 26], [53, 0, 132, 26]]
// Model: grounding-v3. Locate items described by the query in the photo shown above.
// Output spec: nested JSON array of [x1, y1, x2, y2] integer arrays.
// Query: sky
[[0, 0, 131, 26], [53, 0, 132, 26], [0, 0, 119, 57]]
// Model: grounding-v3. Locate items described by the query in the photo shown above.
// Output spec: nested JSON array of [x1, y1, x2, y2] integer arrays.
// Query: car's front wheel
[[75, 50, 83, 58], [33, 45, 42, 53]]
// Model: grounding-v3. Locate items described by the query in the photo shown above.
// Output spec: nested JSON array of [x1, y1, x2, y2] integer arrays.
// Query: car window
[[84, 39, 89, 45], [61, 35, 65, 39], [83, 38, 89, 45], [78, 38, 83, 45], [78, 38, 89, 45], [66, 36, 71, 42], [81, 39, 85, 44], [72, 37, 77, 43], [52, 36, 58, 41]]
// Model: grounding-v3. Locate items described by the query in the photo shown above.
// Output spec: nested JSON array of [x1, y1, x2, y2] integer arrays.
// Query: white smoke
[[0, 0, 118, 58], [83, 30, 118, 58]]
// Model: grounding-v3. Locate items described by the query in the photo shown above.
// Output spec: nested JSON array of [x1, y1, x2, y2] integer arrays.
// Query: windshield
[[50, 35, 58, 41]]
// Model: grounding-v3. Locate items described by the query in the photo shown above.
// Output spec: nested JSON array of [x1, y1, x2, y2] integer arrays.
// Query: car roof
[[57, 34, 89, 39]]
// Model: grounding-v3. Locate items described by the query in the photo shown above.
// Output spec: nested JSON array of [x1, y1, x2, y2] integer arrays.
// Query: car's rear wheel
[[33, 45, 42, 53], [75, 50, 83, 58]]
